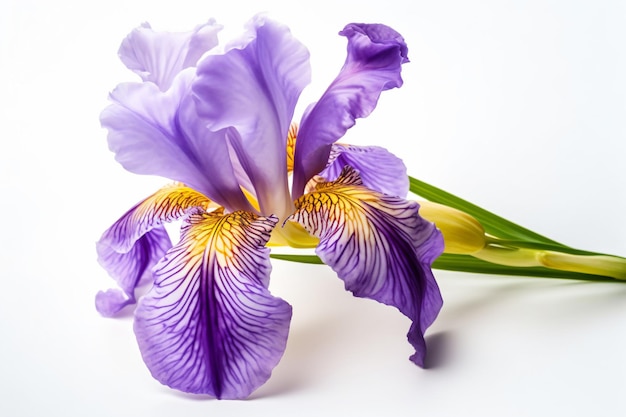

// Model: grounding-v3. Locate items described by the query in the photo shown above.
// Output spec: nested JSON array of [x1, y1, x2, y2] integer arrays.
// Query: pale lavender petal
[[134, 210, 291, 399], [119, 20, 222, 90], [291, 167, 443, 367], [193, 15, 311, 218], [96, 184, 211, 317], [292, 23, 409, 198], [95, 288, 130, 316], [96, 228, 170, 317], [320, 144, 409, 197], [101, 70, 251, 211]]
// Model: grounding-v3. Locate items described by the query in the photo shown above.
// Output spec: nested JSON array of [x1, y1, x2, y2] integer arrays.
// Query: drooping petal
[[290, 166, 443, 367], [319, 144, 409, 197], [101, 70, 252, 211], [192, 15, 311, 218], [118, 20, 222, 91], [96, 228, 171, 317], [96, 184, 211, 317], [292, 23, 409, 198], [134, 210, 291, 399]]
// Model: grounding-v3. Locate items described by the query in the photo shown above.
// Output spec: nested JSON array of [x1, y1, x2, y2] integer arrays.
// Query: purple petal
[[192, 15, 311, 218], [96, 184, 211, 317], [134, 210, 291, 399], [290, 166, 443, 367], [97, 228, 171, 317], [292, 23, 409, 198], [101, 71, 252, 211], [320, 144, 409, 197], [119, 20, 222, 91]]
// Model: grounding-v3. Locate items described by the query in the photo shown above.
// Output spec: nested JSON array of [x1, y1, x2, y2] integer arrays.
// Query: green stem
[[473, 240, 626, 280], [269, 252, 626, 283]]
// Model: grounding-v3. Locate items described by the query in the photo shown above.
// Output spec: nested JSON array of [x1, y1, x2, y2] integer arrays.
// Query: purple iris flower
[[96, 15, 444, 399]]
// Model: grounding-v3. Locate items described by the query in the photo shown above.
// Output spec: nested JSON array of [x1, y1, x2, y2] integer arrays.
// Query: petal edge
[[291, 166, 443, 367], [119, 20, 222, 90], [96, 184, 211, 317], [320, 144, 409, 197]]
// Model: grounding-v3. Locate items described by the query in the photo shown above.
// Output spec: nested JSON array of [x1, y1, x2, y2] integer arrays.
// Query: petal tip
[[409, 351, 426, 368], [95, 289, 134, 317], [340, 22, 409, 62]]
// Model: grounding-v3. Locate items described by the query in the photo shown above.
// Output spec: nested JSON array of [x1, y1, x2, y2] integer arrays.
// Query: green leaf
[[485, 238, 625, 259], [409, 176, 563, 245]]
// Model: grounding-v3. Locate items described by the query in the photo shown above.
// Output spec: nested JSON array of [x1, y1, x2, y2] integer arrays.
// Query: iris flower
[[96, 15, 443, 399]]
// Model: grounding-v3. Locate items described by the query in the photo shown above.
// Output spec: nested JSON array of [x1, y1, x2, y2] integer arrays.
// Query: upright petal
[[118, 20, 222, 91], [101, 70, 252, 211], [134, 210, 291, 399], [193, 15, 311, 218], [96, 184, 211, 317], [319, 144, 409, 197], [292, 23, 409, 198], [290, 167, 443, 367]]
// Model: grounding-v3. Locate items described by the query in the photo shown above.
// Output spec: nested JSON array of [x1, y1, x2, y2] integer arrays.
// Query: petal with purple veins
[[118, 20, 222, 91], [292, 23, 409, 198], [320, 144, 409, 197], [96, 184, 211, 317], [290, 166, 443, 367], [134, 209, 291, 399]]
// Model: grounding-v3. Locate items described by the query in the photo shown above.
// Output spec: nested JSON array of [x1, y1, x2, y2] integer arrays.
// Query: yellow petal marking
[[131, 182, 213, 225], [240, 186, 260, 212], [291, 167, 375, 241], [286, 122, 298, 173], [105, 182, 214, 252], [183, 209, 276, 269]]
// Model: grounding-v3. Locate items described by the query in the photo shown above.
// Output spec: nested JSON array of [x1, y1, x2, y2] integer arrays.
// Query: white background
[[1, 0, 625, 416]]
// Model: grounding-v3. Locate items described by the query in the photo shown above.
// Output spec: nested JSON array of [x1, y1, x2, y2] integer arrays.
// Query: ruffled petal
[[96, 228, 171, 317], [118, 20, 222, 91], [292, 23, 409, 198], [320, 144, 409, 197], [290, 167, 443, 367], [96, 184, 211, 317], [134, 210, 291, 399], [101, 70, 252, 211], [192, 15, 311, 218]]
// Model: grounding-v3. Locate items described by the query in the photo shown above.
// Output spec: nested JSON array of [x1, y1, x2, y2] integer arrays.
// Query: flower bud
[[418, 201, 487, 254]]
